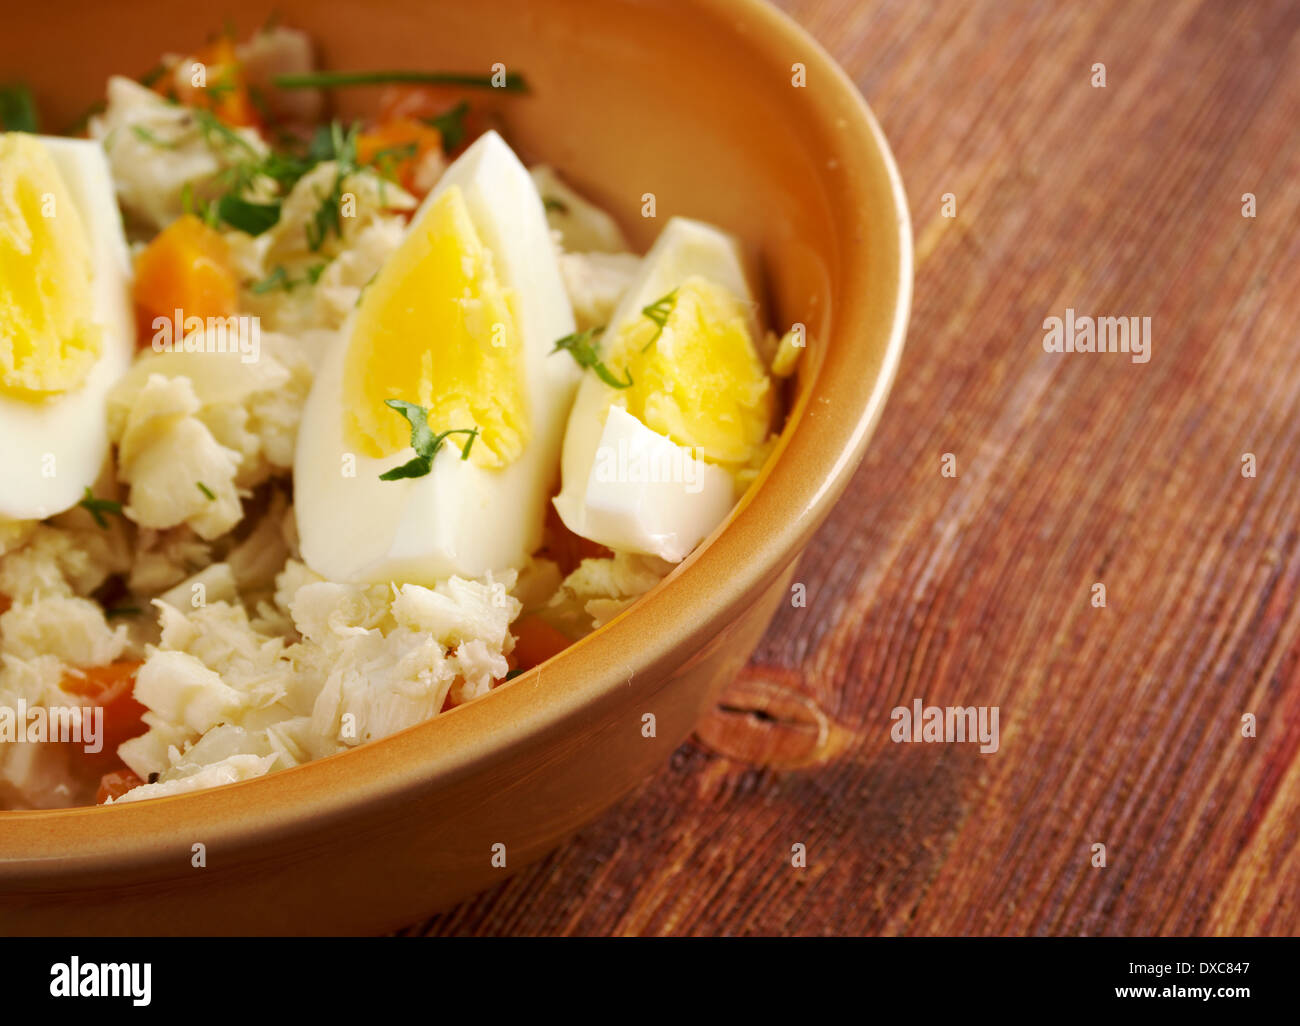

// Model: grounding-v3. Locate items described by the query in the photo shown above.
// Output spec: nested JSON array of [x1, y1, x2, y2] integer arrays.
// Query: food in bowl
[[0, 23, 802, 809]]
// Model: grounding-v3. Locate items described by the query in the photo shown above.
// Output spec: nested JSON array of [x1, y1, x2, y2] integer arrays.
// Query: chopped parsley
[[0, 83, 38, 133], [542, 196, 569, 215], [196, 481, 216, 500], [78, 488, 123, 529], [378, 400, 479, 481], [551, 327, 633, 389], [215, 194, 282, 235], [640, 289, 678, 351]]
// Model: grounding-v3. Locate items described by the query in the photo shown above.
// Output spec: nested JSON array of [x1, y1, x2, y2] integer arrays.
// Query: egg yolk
[[343, 184, 527, 469], [607, 276, 772, 473], [0, 133, 101, 399]]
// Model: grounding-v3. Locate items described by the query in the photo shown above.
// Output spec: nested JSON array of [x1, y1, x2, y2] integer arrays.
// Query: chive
[[216, 194, 282, 235], [78, 487, 123, 529], [424, 100, 469, 152], [196, 481, 217, 500], [105, 606, 143, 619], [306, 262, 328, 284], [504, 668, 525, 681], [273, 69, 529, 93], [551, 327, 633, 389], [542, 196, 569, 215], [0, 83, 39, 133]]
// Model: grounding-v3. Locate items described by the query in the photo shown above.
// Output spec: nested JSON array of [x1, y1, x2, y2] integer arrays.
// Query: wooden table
[[408, 0, 1300, 935]]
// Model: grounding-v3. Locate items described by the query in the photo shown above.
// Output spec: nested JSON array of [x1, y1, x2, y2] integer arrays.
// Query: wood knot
[[694, 669, 849, 769]]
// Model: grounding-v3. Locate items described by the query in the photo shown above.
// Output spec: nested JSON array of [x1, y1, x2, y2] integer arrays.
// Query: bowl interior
[[0, 0, 909, 857]]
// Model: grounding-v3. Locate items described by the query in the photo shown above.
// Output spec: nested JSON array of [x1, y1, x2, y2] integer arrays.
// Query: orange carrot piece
[[95, 769, 145, 805], [356, 117, 443, 196], [132, 214, 238, 347], [62, 661, 149, 761], [155, 36, 262, 129], [511, 615, 572, 672]]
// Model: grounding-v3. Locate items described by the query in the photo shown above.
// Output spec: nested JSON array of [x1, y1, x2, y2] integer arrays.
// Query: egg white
[[294, 130, 580, 585], [0, 137, 134, 520]]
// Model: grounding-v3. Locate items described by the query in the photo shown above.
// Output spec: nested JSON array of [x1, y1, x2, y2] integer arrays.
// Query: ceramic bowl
[[0, 0, 910, 934]]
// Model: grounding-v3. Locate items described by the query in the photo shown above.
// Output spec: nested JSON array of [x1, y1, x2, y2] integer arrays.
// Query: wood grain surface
[[407, 0, 1300, 936]]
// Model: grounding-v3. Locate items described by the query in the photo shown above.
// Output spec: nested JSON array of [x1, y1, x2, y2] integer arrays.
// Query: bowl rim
[[0, 0, 912, 875]]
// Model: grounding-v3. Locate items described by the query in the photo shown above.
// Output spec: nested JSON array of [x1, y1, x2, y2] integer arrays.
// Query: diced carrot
[[132, 214, 238, 347], [62, 661, 149, 763], [156, 36, 262, 129], [356, 117, 443, 196], [375, 85, 486, 152], [95, 769, 144, 805], [511, 615, 572, 672]]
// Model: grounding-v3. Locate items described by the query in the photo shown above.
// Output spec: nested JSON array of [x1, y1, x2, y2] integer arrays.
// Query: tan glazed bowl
[[0, 0, 911, 934]]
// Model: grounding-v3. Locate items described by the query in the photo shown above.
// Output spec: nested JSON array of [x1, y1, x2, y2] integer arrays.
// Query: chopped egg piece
[[0, 134, 133, 520], [554, 217, 775, 561], [294, 131, 580, 585]]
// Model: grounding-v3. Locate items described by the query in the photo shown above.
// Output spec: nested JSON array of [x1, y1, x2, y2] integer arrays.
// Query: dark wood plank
[[407, 0, 1300, 936]]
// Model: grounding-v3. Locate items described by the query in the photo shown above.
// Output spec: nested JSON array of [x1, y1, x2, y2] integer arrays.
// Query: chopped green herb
[[368, 140, 418, 181], [250, 266, 292, 294], [250, 263, 328, 293], [551, 327, 633, 389], [196, 481, 217, 500], [378, 400, 479, 481], [190, 107, 260, 159], [216, 193, 282, 235], [306, 121, 361, 250], [78, 488, 123, 529], [640, 288, 678, 351], [542, 196, 569, 215], [0, 83, 39, 133], [273, 69, 529, 93], [504, 668, 525, 681], [131, 124, 177, 149], [424, 100, 469, 152], [105, 606, 143, 619]]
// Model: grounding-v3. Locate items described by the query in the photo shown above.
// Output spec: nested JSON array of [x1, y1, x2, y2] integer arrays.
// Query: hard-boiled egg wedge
[[294, 130, 580, 585], [0, 134, 133, 520], [553, 217, 775, 562]]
